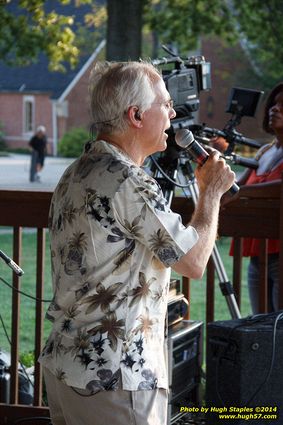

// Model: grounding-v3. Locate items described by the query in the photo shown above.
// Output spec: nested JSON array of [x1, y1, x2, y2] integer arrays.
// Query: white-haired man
[[39, 61, 235, 425]]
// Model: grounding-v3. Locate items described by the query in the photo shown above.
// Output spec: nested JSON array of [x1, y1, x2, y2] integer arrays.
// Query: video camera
[[152, 52, 211, 131], [192, 86, 264, 156], [152, 49, 263, 168], [148, 51, 212, 196]]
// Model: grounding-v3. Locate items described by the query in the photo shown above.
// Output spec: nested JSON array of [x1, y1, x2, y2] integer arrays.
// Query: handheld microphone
[[175, 129, 239, 195], [0, 250, 24, 276]]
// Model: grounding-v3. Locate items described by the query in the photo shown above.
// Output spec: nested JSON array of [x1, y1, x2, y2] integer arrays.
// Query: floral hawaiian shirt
[[39, 140, 198, 392]]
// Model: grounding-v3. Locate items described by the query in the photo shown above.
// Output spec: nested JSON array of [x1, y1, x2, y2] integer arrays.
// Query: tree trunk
[[106, 0, 143, 61]]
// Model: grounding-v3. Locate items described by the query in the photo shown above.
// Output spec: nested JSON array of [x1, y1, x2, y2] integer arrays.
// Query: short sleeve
[[112, 171, 198, 267]]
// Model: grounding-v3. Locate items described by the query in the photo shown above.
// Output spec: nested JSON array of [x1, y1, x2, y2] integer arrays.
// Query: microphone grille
[[175, 129, 194, 148]]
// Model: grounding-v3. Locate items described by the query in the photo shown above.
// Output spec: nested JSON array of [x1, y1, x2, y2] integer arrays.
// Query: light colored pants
[[43, 367, 168, 425]]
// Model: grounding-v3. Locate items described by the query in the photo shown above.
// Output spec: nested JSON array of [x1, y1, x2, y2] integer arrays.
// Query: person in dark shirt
[[29, 125, 47, 182]]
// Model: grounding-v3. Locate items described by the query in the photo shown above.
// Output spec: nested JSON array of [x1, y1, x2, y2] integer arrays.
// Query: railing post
[[206, 256, 215, 323], [33, 228, 46, 406], [258, 239, 268, 313], [233, 237, 243, 310], [10, 226, 22, 404]]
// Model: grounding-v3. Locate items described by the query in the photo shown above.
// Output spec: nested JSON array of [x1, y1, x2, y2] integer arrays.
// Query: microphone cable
[[150, 154, 193, 189], [0, 276, 52, 303]]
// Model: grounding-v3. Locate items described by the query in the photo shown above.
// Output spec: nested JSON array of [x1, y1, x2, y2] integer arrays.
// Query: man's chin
[[151, 139, 168, 156], [159, 141, 167, 152]]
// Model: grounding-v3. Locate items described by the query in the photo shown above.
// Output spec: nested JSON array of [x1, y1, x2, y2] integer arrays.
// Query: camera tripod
[[149, 150, 241, 320]]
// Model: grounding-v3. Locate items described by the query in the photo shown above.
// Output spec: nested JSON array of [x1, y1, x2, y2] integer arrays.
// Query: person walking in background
[[39, 61, 235, 425], [29, 125, 47, 182]]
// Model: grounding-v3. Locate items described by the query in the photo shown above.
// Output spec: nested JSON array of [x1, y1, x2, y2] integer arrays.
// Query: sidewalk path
[[0, 154, 75, 191]]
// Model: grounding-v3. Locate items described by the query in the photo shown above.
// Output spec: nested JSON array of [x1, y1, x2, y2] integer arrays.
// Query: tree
[[144, 0, 283, 88], [144, 0, 236, 54], [0, 0, 100, 71], [0, 0, 283, 86], [230, 0, 283, 89], [106, 0, 143, 60]]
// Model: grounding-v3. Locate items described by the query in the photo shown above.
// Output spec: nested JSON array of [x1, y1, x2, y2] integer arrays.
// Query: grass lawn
[[186, 237, 251, 323], [0, 229, 252, 360], [0, 230, 53, 356]]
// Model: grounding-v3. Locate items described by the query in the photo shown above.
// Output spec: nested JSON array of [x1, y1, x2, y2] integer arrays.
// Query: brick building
[[199, 36, 271, 147], [0, 39, 105, 155]]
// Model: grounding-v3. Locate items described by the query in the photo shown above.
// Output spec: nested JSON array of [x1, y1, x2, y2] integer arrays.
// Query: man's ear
[[135, 111, 141, 120], [128, 106, 143, 127]]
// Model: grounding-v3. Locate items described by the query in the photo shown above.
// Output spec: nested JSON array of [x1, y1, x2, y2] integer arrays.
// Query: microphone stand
[[151, 152, 241, 320], [0, 249, 24, 276]]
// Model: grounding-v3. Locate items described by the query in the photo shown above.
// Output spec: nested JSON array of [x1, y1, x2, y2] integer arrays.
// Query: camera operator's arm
[[209, 136, 229, 153], [171, 151, 235, 279]]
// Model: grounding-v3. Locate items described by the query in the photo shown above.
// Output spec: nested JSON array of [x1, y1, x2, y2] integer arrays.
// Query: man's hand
[[195, 151, 236, 198]]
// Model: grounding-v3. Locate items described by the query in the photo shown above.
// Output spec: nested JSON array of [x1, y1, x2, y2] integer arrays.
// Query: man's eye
[[165, 100, 174, 109]]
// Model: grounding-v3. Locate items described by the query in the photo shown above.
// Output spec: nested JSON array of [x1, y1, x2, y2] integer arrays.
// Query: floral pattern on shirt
[[39, 140, 198, 391]]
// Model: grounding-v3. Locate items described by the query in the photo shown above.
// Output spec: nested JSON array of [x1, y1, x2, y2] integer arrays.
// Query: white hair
[[89, 61, 162, 134], [36, 125, 46, 133]]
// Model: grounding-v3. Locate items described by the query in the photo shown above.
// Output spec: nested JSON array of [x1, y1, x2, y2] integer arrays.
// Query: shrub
[[20, 351, 35, 367], [0, 121, 7, 151], [58, 127, 90, 158]]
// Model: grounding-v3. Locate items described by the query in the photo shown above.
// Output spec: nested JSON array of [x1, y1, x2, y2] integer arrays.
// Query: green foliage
[[0, 0, 92, 71], [144, 0, 283, 88], [232, 0, 283, 88], [76, 2, 107, 55], [19, 351, 35, 367], [144, 0, 238, 55], [5, 147, 30, 154], [58, 127, 89, 158], [0, 0, 282, 85], [0, 121, 7, 151]]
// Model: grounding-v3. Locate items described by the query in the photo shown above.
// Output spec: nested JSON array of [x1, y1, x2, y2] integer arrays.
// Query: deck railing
[[0, 191, 50, 424], [0, 184, 282, 424]]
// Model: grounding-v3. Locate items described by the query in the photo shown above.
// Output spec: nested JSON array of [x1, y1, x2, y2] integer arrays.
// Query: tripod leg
[[180, 159, 241, 319], [149, 153, 242, 319]]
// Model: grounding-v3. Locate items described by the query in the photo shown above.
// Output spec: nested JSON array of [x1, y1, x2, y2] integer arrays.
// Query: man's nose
[[170, 108, 176, 119]]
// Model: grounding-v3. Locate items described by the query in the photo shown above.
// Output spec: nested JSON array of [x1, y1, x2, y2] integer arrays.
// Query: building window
[[23, 96, 34, 134]]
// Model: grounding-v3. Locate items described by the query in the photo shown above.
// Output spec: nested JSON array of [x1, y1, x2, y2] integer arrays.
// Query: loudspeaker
[[168, 320, 203, 424], [206, 312, 283, 424]]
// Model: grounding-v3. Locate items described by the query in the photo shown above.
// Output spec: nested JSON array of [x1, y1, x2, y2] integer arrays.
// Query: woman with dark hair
[[231, 83, 283, 314]]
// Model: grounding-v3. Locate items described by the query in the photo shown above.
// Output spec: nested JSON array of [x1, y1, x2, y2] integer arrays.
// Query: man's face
[[140, 78, 176, 156]]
